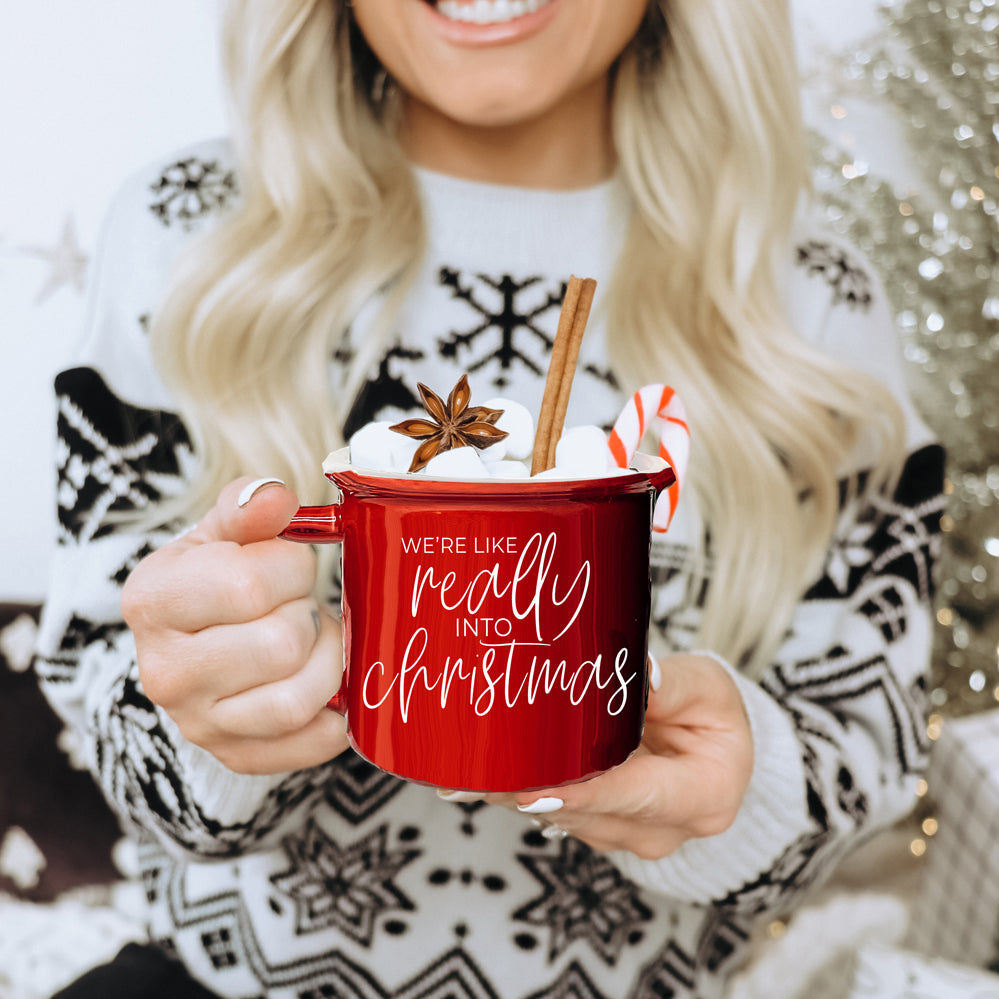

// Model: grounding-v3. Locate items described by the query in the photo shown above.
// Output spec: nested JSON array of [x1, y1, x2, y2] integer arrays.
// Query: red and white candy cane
[[608, 384, 689, 532]]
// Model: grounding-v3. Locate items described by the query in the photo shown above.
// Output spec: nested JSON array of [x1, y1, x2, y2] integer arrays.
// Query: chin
[[413, 77, 564, 130]]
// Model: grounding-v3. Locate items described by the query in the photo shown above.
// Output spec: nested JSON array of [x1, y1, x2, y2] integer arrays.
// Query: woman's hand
[[477, 653, 754, 860], [121, 477, 349, 775]]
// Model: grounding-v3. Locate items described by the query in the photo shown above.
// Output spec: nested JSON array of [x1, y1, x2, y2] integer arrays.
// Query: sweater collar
[[413, 165, 631, 278]]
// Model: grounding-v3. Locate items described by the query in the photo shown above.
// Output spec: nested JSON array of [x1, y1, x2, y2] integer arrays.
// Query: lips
[[430, 0, 553, 26]]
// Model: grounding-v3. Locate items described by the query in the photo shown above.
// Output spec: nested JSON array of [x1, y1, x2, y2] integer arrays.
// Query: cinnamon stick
[[546, 277, 596, 470], [531, 275, 597, 475]]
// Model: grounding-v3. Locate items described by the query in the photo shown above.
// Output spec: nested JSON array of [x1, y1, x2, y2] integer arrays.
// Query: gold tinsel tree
[[810, 0, 999, 716]]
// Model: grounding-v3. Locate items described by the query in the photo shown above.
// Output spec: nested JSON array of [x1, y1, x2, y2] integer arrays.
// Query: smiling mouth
[[429, 0, 554, 25]]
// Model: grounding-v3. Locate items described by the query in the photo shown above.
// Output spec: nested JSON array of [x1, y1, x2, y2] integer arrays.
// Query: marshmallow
[[483, 397, 535, 461], [479, 437, 509, 465], [489, 460, 531, 479], [530, 465, 630, 481], [531, 466, 582, 480], [349, 421, 418, 473], [422, 446, 491, 479], [554, 425, 615, 476], [349, 416, 628, 483]]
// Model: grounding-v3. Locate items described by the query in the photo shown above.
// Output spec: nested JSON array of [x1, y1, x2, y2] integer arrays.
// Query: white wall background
[[0, 2, 226, 601], [0, 0, 903, 602]]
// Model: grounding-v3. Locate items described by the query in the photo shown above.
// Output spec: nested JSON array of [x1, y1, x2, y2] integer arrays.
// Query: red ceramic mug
[[280, 448, 676, 792]]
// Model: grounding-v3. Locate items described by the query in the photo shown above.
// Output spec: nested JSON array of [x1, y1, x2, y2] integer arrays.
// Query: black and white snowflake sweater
[[36, 140, 945, 999]]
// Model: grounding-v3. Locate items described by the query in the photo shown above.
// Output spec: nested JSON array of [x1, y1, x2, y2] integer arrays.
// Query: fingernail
[[542, 824, 569, 840], [436, 789, 483, 803], [516, 797, 564, 815], [649, 653, 662, 692], [237, 478, 286, 508]]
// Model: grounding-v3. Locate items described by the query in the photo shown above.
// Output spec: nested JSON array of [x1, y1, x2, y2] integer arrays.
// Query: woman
[[38, 1, 944, 996]]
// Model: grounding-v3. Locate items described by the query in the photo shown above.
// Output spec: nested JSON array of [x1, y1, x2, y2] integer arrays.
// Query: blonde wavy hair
[[149, 0, 903, 678]]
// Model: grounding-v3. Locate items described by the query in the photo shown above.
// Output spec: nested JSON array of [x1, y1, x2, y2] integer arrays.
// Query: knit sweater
[[37, 139, 945, 999]]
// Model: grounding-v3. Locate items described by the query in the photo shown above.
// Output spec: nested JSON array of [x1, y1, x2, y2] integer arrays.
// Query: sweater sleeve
[[611, 231, 946, 913], [614, 442, 944, 911], [34, 143, 339, 862]]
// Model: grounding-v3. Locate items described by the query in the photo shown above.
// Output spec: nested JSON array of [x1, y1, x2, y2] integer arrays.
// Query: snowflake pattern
[[148, 157, 238, 229], [270, 821, 420, 944], [436, 270, 564, 389], [805, 448, 946, 607], [822, 500, 878, 594], [514, 838, 652, 965], [795, 239, 873, 309], [55, 367, 193, 543]]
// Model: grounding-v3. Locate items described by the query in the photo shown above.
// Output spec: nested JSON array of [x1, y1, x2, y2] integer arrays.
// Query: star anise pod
[[390, 375, 508, 472]]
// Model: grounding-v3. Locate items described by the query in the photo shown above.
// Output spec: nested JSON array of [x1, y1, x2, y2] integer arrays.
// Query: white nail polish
[[516, 796, 564, 814], [237, 478, 286, 508], [649, 653, 662, 692], [436, 789, 483, 803]]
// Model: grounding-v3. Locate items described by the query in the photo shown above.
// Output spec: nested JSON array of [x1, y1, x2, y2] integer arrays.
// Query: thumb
[[185, 477, 301, 548]]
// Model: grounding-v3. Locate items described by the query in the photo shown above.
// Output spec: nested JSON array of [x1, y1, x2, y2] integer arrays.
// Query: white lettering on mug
[[455, 617, 513, 637], [361, 529, 640, 723], [400, 536, 518, 555], [364, 639, 635, 721], [411, 533, 590, 644], [608, 648, 636, 716], [397, 628, 436, 722], [362, 659, 395, 709]]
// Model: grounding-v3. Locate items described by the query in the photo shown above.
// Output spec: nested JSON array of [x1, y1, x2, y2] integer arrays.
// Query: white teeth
[[435, 0, 549, 25]]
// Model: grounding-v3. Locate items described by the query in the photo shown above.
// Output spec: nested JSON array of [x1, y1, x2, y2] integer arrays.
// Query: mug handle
[[279, 504, 344, 544], [279, 503, 348, 712]]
